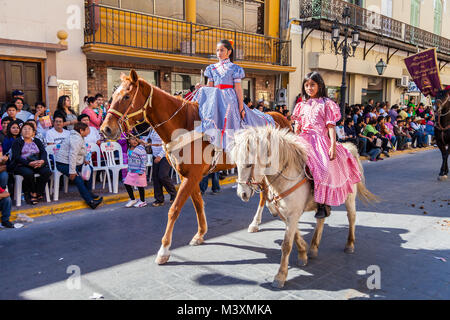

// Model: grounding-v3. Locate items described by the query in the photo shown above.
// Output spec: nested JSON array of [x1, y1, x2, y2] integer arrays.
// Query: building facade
[[0, 0, 88, 113], [84, 0, 294, 107], [287, 0, 450, 109]]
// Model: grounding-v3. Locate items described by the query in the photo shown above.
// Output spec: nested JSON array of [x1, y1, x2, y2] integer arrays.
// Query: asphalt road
[[0, 149, 449, 300]]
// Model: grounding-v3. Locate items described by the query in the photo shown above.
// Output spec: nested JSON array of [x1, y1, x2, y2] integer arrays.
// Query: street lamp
[[376, 58, 387, 76], [331, 7, 360, 121]]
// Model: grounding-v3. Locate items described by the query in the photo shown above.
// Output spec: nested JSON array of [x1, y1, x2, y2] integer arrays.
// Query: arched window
[[434, 0, 443, 35]]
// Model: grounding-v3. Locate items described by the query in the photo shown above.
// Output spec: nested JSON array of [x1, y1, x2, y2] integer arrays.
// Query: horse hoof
[[344, 247, 355, 254], [438, 175, 448, 181], [271, 279, 285, 289], [298, 258, 308, 267], [248, 225, 259, 233], [189, 238, 204, 246], [155, 255, 170, 265], [308, 249, 318, 259]]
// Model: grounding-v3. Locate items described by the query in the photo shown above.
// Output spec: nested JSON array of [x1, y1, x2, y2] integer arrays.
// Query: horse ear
[[130, 69, 139, 83]]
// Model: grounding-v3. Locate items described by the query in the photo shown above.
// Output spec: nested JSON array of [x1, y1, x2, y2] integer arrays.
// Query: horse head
[[100, 70, 151, 140], [436, 87, 450, 115]]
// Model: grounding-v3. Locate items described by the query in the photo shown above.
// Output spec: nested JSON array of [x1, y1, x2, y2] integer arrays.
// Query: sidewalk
[[9, 146, 437, 222]]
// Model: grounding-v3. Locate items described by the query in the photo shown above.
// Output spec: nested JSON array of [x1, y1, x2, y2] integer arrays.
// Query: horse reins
[[236, 164, 309, 219]]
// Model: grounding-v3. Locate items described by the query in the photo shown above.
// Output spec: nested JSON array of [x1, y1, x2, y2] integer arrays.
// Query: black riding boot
[[315, 204, 331, 219]]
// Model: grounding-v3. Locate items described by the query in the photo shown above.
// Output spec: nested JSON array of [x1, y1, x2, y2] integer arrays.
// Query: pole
[[340, 27, 348, 122]]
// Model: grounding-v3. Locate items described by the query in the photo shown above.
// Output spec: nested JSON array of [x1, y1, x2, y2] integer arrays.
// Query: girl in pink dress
[[292, 72, 362, 219]]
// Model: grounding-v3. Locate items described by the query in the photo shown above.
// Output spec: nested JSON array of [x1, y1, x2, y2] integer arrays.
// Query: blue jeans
[[0, 171, 8, 189], [368, 148, 381, 161], [200, 173, 220, 193], [0, 196, 12, 223], [56, 162, 94, 204]]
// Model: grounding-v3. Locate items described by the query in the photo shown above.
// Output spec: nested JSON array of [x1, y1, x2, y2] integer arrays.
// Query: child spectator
[[123, 136, 148, 208], [46, 115, 70, 145], [343, 118, 357, 145], [2, 104, 24, 127], [366, 132, 382, 162], [2, 98, 31, 123], [335, 120, 346, 143], [31, 102, 52, 139]]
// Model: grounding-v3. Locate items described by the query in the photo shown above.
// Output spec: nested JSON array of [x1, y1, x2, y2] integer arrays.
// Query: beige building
[[286, 0, 450, 109], [0, 0, 87, 113]]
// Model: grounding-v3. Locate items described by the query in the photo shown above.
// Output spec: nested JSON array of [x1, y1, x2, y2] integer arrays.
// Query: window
[[99, 0, 184, 19], [171, 73, 201, 96], [107, 68, 157, 99], [196, 0, 264, 34], [433, 0, 442, 35], [410, 0, 420, 27], [381, 0, 393, 17], [347, 0, 364, 7]]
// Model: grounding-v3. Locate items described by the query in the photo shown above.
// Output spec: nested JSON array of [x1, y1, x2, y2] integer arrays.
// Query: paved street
[[0, 149, 449, 300]]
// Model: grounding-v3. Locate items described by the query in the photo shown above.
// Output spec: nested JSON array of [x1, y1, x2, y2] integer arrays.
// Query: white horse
[[230, 126, 378, 288]]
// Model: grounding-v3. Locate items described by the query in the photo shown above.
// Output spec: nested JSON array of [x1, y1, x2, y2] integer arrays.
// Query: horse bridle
[[107, 80, 153, 135], [107, 80, 192, 137]]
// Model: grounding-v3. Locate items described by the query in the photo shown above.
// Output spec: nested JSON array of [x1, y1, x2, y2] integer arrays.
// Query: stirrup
[[208, 147, 223, 174]]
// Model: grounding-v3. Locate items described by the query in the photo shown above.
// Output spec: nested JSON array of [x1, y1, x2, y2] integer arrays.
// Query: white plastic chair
[[87, 143, 112, 193], [100, 141, 127, 194], [46, 145, 69, 201], [14, 174, 50, 207]]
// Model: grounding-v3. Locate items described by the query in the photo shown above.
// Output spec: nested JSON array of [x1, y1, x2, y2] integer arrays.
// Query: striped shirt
[[127, 145, 147, 174]]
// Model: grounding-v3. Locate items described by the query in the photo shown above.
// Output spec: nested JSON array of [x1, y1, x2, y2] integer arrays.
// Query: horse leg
[[155, 177, 196, 265], [272, 213, 300, 289], [189, 183, 208, 246], [344, 190, 357, 254], [309, 218, 325, 259], [248, 191, 266, 233], [437, 141, 448, 180], [294, 229, 308, 267]]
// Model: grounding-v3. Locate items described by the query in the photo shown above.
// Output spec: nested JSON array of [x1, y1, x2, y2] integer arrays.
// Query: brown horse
[[100, 70, 291, 264], [435, 89, 450, 180]]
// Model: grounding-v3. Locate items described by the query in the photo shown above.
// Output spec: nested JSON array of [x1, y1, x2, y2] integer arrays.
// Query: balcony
[[298, 0, 450, 61], [83, 3, 292, 69]]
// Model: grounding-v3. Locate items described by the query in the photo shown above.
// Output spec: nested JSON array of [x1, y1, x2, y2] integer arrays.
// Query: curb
[[11, 176, 238, 222], [10, 146, 437, 222]]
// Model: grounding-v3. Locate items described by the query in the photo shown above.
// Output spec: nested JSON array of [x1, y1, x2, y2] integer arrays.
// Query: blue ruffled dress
[[193, 59, 274, 152]]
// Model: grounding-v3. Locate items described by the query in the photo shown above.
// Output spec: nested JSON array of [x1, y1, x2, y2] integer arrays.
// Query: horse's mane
[[231, 126, 308, 173]]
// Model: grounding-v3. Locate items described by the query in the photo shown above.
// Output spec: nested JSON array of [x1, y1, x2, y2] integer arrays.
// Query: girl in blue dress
[[194, 40, 274, 152]]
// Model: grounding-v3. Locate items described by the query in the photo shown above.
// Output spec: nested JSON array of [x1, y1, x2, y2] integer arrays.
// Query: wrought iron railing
[[299, 0, 450, 56], [84, 3, 291, 66]]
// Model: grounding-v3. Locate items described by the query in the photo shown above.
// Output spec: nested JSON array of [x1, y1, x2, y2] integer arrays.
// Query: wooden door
[[4, 60, 42, 105]]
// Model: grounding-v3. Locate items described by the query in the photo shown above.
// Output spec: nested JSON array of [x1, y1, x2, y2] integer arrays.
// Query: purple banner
[[404, 48, 442, 97]]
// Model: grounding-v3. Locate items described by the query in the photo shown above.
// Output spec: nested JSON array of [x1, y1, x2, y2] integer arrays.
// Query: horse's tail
[[342, 142, 380, 205]]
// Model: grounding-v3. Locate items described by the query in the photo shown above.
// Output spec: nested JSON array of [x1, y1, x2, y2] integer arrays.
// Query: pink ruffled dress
[[292, 98, 362, 206]]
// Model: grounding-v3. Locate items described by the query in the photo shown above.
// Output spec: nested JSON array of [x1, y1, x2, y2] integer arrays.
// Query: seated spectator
[[82, 97, 103, 130], [0, 187, 14, 228], [78, 114, 102, 145], [366, 132, 382, 162], [393, 119, 410, 150], [25, 119, 47, 147], [54, 95, 78, 130], [0, 144, 9, 189], [31, 101, 52, 138], [343, 118, 357, 145], [410, 116, 426, 148], [352, 106, 362, 124], [383, 115, 397, 149], [355, 118, 369, 156], [378, 102, 387, 116], [8, 123, 52, 205], [55, 122, 103, 210], [46, 115, 70, 145], [398, 105, 408, 120], [363, 118, 379, 136], [388, 105, 399, 124], [335, 120, 346, 143], [425, 116, 434, 145], [2, 120, 21, 155], [2, 104, 24, 127], [0, 117, 12, 145], [282, 109, 291, 118], [2, 98, 32, 123]]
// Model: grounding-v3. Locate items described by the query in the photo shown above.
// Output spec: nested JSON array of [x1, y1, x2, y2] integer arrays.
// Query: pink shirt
[[82, 107, 103, 129]]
